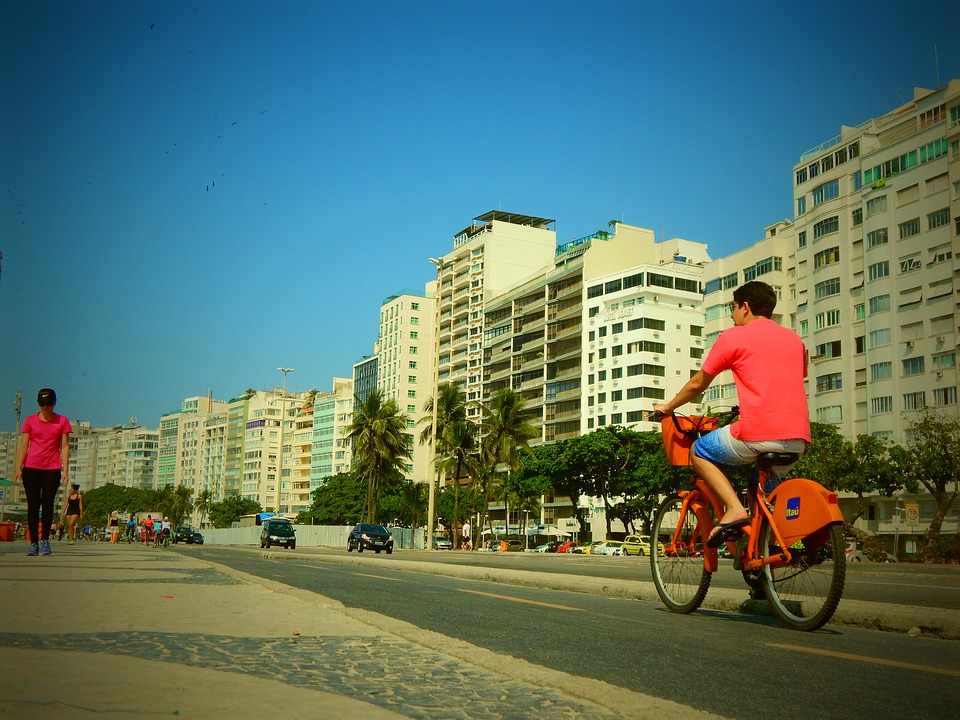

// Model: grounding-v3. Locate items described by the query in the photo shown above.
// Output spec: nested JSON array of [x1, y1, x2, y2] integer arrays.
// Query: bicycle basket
[[660, 415, 720, 466]]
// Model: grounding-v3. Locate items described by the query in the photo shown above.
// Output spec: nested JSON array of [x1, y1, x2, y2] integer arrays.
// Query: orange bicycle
[[649, 409, 846, 631]]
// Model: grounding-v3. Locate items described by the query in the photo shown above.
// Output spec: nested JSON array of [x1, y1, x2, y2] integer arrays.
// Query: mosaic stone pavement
[[0, 631, 619, 719]]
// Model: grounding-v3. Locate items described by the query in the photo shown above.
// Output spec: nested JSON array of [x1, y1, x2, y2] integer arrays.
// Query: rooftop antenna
[[934, 43, 941, 88]]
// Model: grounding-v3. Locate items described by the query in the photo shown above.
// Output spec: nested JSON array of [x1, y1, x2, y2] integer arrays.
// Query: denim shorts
[[692, 425, 806, 469]]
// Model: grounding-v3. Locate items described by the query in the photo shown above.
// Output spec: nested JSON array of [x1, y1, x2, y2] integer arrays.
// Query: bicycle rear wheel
[[760, 520, 845, 631], [650, 494, 711, 613]]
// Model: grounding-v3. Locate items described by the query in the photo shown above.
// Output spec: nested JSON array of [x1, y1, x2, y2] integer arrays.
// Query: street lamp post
[[276, 368, 295, 516]]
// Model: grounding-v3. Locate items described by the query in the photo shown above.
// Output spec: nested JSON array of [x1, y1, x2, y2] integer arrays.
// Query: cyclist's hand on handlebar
[[650, 404, 672, 422]]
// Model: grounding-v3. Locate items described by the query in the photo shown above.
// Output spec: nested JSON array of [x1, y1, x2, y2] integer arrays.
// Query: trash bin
[[0, 522, 15, 542]]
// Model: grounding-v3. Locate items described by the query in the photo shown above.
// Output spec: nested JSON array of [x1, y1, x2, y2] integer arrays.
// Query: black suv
[[260, 519, 296, 550], [347, 523, 393, 554], [173, 527, 203, 545]]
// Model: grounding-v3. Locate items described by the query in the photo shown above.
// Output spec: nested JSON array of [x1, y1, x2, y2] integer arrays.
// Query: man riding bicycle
[[653, 280, 810, 548]]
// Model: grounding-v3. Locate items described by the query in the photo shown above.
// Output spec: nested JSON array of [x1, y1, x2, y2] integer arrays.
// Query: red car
[[555, 539, 577, 553]]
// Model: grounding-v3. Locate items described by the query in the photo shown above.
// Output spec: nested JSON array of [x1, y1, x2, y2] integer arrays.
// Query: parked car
[[260, 518, 296, 550], [432, 535, 453, 550], [555, 539, 577, 553], [347, 523, 394, 554], [173, 527, 203, 545], [533, 541, 558, 553], [623, 534, 664, 556], [594, 540, 625, 556]]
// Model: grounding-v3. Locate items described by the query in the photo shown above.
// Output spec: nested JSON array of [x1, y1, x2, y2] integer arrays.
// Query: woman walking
[[62, 484, 84, 544], [14, 388, 73, 556]]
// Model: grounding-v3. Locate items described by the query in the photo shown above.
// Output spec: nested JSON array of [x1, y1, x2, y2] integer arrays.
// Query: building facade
[[376, 286, 436, 483], [352, 355, 379, 405]]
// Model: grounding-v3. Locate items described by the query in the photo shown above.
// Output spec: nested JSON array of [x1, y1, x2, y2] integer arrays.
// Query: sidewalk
[[0, 543, 719, 719]]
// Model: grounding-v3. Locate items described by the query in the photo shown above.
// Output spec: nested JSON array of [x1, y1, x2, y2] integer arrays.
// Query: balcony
[[547, 321, 581, 343], [515, 316, 545, 335], [547, 302, 581, 323], [548, 282, 582, 303], [546, 386, 581, 404], [546, 363, 581, 383]]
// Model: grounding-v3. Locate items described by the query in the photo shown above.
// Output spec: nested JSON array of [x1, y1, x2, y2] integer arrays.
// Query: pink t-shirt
[[22, 413, 73, 470], [702, 318, 811, 443]]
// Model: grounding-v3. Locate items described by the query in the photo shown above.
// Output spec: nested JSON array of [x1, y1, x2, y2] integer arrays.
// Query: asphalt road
[[263, 545, 960, 610], [189, 546, 960, 720]]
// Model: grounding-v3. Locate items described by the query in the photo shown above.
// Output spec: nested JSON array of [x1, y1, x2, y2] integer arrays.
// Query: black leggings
[[22, 468, 61, 542]]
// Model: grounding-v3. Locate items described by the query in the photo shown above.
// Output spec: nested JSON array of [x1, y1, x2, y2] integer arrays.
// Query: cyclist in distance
[[653, 280, 810, 548]]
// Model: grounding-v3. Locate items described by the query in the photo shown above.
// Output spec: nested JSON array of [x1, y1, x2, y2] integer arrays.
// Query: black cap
[[37, 388, 57, 406]]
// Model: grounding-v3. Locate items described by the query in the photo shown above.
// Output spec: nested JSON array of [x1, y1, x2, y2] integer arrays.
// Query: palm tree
[[435, 419, 476, 548], [194, 489, 213, 529], [478, 389, 538, 539], [419, 382, 467, 540], [349, 389, 412, 523]]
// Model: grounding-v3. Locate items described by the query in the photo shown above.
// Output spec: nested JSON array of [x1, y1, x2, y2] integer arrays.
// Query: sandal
[[707, 517, 750, 549]]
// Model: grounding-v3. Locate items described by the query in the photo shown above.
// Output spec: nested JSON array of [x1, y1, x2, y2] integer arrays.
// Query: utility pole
[[276, 368, 295, 516]]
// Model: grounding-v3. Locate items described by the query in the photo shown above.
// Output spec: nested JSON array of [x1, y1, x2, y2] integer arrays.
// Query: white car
[[593, 541, 625, 556]]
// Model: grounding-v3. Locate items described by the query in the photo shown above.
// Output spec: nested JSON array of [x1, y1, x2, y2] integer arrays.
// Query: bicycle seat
[[757, 452, 799, 466]]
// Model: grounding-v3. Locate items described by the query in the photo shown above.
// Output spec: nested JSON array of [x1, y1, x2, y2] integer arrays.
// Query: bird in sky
[[149, 23, 154, 30], [205, 185, 209, 192], [231, 121, 238, 126]]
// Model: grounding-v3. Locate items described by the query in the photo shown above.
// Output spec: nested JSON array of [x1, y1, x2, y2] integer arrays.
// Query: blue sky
[[2, 0, 958, 429]]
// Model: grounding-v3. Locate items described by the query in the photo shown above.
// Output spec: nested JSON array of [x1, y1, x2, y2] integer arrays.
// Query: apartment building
[[432, 211, 558, 422], [789, 80, 960, 442], [308, 378, 354, 489], [289, 392, 317, 514], [0, 432, 25, 507], [483, 221, 710, 529], [67, 421, 100, 491], [156, 396, 229, 491], [223, 393, 252, 498], [376, 286, 436, 483], [352, 355, 379, 405], [94, 425, 159, 490], [240, 389, 309, 513], [701, 220, 798, 408]]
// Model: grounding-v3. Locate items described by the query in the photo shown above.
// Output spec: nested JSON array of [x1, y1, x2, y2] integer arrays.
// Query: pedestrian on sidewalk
[[14, 388, 73, 556], [62, 484, 84, 543]]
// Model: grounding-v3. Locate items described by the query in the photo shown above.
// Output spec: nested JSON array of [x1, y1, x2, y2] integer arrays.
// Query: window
[[796, 167, 807, 185], [409, 346, 417, 354], [899, 252, 922, 274], [814, 246, 840, 269], [934, 387, 958, 407], [611, 367, 623, 379], [598, 348, 607, 359], [919, 137, 949, 163], [589, 306, 599, 317], [588, 373, 595, 385], [808, 162, 819, 179], [816, 372, 843, 393], [587, 284, 603, 299], [868, 328, 890, 348], [817, 406, 843, 424], [407, 375, 417, 383], [797, 196, 807, 216], [866, 228, 888, 249], [410, 316, 419, 325], [821, 154, 834, 173], [929, 243, 953, 265], [410, 331, 419, 339], [605, 279, 622, 294], [599, 326, 607, 337], [611, 322, 623, 334], [867, 261, 889, 282], [627, 363, 665, 377], [919, 103, 945, 128], [852, 208, 863, 226], [411, 302, 419, 310], [854, 304, 865, 321], [627, 318, 665, 331], [611, 345, 623, 357], [597, 392, 607, 404], [690, 347, 704, 359], [797, 230, 807, 248], [814, 277, 841, 299], [622, 272, 643, 289], [835, 146, 847, 165], [743, 256, 782, 281], [812, 179, 839, 206], [799, 319, 808, 337], [705, 304, 731, 322], [933, 352, 956, 370], [627, 411, 643, 423], [409, 361, 417, 369], [852, 171, 862, 191], [871, 396, 893, 415], [870, 362, 892, 381], [902, 357, 924, 377], [903, 391, 926, 411], [848, 141, 859, 159], [647, 273, 674, 289], [675, 277, 699, 293], [703, 278, 722, 294], [951, 105, 960, 127], [815, 340, 842, 359], [406, 404, 416, 414], [815, 309, 841, 330], [611, 390, 623, 402], [813, 216, 839, 240], [721, 272, 738, 289], [866, 195, 887, 217], [855, 335, 865, 353], [928, 208, 950, 230], [407, 390, 416, 398], [898, 218, 920, 239], [868, 294, 890, 314], [690, 325, 702, 337], [611, 413, 623, 425], [597, 416, 606, 427]]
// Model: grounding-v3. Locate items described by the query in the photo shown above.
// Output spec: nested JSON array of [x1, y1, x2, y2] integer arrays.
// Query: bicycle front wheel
[[761, 520, 846, 631], [650, 494, 711, 613]]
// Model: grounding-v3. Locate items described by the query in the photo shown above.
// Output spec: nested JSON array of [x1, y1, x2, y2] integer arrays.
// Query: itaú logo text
[[785, 497, 801, 520]]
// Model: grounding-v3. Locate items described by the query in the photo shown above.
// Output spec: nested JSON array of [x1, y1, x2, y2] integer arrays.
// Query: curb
[[202, 545, 960, 639], [190, 550, 726, 720]]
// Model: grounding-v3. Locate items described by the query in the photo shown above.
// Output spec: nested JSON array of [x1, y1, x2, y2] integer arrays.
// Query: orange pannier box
[[660, 415, 720, 466]]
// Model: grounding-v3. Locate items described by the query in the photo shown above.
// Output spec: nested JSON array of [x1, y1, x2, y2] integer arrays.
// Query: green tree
[[840, 435, 910, 524], [612, 429, 683, 535], [194, 489, 213, 529], [378, 477, 428, 529], [83, 484, 148, 527], [786, 422, 854, 489], [477, 389, 538, 537], [896, 411, 960, 561], [562, 428, 628, 539], [419, 382, 467, 536], [208, 496, 261, 528], [349, 389, 412, 523], [298, 472, 366, 525], [435, 419, 476, 547], [503, 459, 550, 538]]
